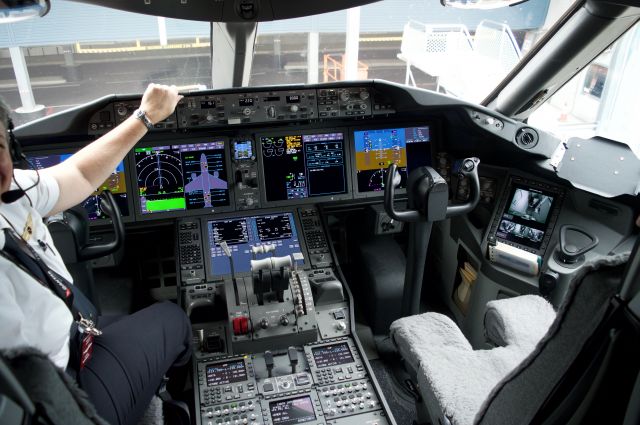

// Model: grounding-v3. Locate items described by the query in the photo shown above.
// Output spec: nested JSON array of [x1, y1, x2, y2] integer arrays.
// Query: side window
[[529, 23, 640, 157]]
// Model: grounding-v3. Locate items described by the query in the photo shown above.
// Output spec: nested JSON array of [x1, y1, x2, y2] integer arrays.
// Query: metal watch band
[[134, 109, 154, 130]]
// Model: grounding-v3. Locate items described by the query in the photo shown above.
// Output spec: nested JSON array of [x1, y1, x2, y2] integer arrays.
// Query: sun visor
[[72, 0, 381, 22], [555, 136, 640, 198]]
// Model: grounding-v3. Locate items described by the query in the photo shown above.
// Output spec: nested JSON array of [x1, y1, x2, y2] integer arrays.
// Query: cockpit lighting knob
[[289, 105, 299, 113], [280, 315, 290, 326]]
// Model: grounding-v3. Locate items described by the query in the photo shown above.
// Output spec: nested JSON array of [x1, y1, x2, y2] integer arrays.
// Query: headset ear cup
[[7, 118, 25, 166]]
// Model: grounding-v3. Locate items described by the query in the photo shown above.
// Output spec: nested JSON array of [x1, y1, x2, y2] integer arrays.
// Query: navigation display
[[269, 396, 316, 425], [354, 126, 431, 192], [207, 212, 302, 276], [260, 133, 347, 202], [312, 343, 354, 368], [134, 141, 230, 215], [28, 152, 129, 220], [496, 185, 556, 250], [205, 360, 247, 386]]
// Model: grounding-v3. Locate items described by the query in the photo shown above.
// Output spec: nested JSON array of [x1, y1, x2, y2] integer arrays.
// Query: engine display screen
[[496, 185, 556, 250], [28, 152, 129, 220], [134, 141, 229, 215], [353, 126, 431, 192], [261, 133, 347, 202], [207, 212, 302, 276], [311, 343, 354, 368], [269, 396, 316, 425], [205, 360, 247, 386]]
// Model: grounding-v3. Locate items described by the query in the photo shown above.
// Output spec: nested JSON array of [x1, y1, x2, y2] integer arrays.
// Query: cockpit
[[1, 1, 639, 425]]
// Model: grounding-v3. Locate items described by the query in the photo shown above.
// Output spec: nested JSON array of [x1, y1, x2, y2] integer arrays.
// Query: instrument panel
[[26, 118, 437, 226]]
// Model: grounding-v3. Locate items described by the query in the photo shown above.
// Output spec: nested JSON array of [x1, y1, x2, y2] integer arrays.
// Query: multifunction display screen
[[134, 141, 229, 214], [311, 343, 354, 368], [496, 185, 556, 250], [207, 212, 302, 276], [269, 396, 317, 425], [353, 126, 431, 192], [28, 152, 129, 220], [205, 360, 247, 386], [261, 133, 347, 202]]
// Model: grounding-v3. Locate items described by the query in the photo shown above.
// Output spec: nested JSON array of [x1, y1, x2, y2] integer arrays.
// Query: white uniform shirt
[[0, 169, 74, 369]]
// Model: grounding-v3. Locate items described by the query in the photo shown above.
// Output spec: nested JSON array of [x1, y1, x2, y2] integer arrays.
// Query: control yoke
[[383, 157, 481, 223], [383, 158, 481, 317]]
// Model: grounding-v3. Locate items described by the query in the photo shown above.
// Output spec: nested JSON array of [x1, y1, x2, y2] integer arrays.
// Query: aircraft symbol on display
[[185, 153, 227, 207]]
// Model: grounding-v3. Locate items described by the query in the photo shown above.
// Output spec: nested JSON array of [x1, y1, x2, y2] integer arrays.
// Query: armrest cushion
[[484, 295, 556, 348]]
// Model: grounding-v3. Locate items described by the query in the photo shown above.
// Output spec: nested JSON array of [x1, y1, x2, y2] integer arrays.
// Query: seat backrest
[[1, 348, 109, 425], [474, 253, 630, 425]]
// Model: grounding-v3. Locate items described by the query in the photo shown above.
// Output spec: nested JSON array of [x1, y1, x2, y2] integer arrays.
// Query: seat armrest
[[484, 295, 556, 348]]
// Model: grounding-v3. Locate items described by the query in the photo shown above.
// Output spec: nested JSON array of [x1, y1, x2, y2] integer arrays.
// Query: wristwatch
[[134, 109, 154, 130]]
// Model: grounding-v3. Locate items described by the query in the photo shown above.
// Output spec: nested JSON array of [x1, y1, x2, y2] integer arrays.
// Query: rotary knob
[[340, 91, 350, 102], [289, 104, 299, 113], [359, 91, 370, 100], [280, 315, 290, 326], [242, 107, 252, 116], [259, 318, 269, 329]]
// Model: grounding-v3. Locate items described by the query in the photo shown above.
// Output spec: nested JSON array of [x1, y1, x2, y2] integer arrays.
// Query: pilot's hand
[[139, 83, 183, 124]]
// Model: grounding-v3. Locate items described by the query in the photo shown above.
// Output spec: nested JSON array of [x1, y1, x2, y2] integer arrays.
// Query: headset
[[2, 118, 40, 204]]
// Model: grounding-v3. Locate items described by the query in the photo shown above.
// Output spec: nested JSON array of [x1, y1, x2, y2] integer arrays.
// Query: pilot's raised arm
[[42, 83, 182, 216], [0, 87, 192, 425]]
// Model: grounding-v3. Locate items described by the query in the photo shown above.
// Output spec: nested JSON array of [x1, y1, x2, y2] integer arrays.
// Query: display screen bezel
[[205, 359, 248, 387], [311, 342, 355, 369], [350, 122, 437, 199], [202, 208, 308, 280], [488, 175, 565, 256], [256, 128, 353, 207], [269, 395, 317, 425], [24, 145, 135, 226], [130, 137, 235, 221]]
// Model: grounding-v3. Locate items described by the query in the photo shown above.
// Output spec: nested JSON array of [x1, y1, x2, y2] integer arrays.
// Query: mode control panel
[[318, 88, 371, 118], [177, 94, 226, 128], [305, 338, 366, 386], [231, 138, 260, 210], [177, 219, 205, 285], [197, 356, 257, 407]]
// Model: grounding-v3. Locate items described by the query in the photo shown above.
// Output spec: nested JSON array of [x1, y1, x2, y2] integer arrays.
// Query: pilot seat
[[390, 253, 633, 425]]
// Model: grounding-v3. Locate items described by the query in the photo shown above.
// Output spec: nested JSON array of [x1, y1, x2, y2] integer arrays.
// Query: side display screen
[[134, 141, 230, 215], [269, 396, 317, 425], [28, 152, 129, 220], [260, 133, 347, 202], [205, 360, 247, 386], [353, 126, 431, 192], [311, 343, 354, 368], [206, 212, 302, 276], [496, 185, 556, 250]]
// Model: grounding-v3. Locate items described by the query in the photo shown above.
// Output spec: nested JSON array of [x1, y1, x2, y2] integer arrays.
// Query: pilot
[[0, 84, 192, 425]]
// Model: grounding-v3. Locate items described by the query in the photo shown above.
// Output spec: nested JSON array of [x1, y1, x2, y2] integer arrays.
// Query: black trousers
[[78, 301, 192, 425]]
